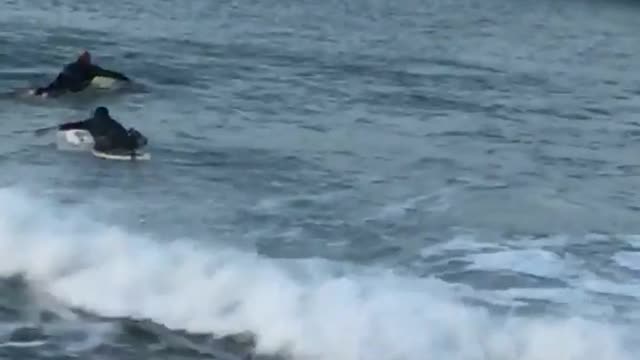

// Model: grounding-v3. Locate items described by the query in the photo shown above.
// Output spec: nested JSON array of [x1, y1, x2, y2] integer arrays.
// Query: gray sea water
[[1, 0, 639, 359]]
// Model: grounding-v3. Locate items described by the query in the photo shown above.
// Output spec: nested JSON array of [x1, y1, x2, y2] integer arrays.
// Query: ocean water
[[1, 0, 640, 359]]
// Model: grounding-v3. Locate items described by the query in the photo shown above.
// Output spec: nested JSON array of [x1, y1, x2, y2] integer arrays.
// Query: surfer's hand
[[31, 88, 47, 97]]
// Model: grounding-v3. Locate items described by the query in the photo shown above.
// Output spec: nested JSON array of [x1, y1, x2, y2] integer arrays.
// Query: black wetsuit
[[35, 61, 129, 96], [58, 108, 138, 152]]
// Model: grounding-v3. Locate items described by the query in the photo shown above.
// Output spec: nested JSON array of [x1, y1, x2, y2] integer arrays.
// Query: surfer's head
[[94, 106, 109, 118], [78, 50, 91, 64]]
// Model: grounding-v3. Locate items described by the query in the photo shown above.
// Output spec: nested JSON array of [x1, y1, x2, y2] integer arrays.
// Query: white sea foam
[[0, 188, 635, 360]]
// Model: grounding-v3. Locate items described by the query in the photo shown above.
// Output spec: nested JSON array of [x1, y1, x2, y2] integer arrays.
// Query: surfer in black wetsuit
[[33, 50, 130, 97], [58, 106, 147, 152]]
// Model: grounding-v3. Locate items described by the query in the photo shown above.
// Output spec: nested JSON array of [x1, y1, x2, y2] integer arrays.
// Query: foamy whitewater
[[0, 188, 636, 360]]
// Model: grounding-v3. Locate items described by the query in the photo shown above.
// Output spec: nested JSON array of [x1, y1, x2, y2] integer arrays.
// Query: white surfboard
[[20, 76, 123, 99], [92, 149, 151, 161], [90, 76, 121, 89], [56, 129, 95, 151]]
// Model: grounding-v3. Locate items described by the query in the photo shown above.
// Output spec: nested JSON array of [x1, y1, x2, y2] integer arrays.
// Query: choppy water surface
[[1, 0, 640, 359]]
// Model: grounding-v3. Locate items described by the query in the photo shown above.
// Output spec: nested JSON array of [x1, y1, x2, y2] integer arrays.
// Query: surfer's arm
[[35, 73, 65, 94], [36, 66, 88, 95], [90, 65, 130, 81], [58, 120, 89, 131]]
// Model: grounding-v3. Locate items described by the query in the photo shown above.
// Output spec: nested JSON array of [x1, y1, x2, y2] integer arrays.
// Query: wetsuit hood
[[94, 106, 110, 119]]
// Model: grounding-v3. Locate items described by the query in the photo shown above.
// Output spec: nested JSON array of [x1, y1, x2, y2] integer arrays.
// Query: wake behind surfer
[[32, 50, 130, 97], [58, 106, 147, 153]]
